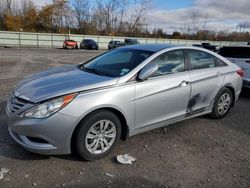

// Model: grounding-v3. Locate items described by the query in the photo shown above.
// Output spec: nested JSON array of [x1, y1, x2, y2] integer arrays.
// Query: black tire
[[76, 110, 121, 161], [75, 44, 78, 49], [209, 88, 233, 119]]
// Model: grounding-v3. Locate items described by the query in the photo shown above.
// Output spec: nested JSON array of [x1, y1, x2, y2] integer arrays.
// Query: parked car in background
[[201, 42, 220, 52], [123, 38, 140, 46], [80, 39, 99, 50], [6, 44, 242, 161], [108, 40, 122, 50], [192, 44, 202, 47], [63, 39, 78, 49], [219, 46, 250, 88]]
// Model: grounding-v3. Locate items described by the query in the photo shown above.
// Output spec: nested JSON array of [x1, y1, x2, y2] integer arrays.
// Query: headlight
[[19, 93, 77, 118]]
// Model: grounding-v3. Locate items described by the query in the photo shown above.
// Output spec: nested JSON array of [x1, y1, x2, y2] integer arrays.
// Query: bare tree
[[5, 0, 14, 14], [190, 10, 200, 35], [128, 0, 151, 34], [52, 0, 73, 31], [20, 0, 34, 16], [0, 0, 17, 30], [93, 0, 127, 35], [0, 0, 14, 16], [0, 1, 5, 29], [72, 0, 90, 32], [203, 14, 208, 31], [0, 1, 5, 20]]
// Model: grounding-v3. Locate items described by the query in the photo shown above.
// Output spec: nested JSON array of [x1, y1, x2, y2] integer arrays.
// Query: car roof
[[121, 44, 179, 52]]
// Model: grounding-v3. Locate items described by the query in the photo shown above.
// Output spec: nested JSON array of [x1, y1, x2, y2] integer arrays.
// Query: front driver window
[[151, 50, 185, 77]]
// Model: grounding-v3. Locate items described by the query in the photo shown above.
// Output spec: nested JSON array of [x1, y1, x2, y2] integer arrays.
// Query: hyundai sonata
[[6, 44, 243, 160]]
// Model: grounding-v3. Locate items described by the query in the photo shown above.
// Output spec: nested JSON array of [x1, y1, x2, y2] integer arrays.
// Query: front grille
[[8, 95, 29, 113]]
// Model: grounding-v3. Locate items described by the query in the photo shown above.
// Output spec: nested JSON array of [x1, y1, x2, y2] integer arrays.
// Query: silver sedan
[[6, 44, 243, 160]]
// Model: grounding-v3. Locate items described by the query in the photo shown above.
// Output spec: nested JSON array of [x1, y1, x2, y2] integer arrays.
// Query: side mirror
[[138, 63, 158, 81]]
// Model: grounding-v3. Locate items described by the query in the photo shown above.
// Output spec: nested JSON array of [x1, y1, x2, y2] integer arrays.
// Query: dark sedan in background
[[123, 38, 140, 46], [108, 40, 122, 50], [192, 43, 220, 52], [201, 43, 220, 52], [80, 39, 99, 50]]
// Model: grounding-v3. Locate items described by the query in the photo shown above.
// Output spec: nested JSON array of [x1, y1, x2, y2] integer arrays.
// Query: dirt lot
[[0, 47, 250, 188]]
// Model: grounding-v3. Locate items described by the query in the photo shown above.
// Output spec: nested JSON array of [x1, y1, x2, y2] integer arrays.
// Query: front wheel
[[209, 88, 233, 119], [76, 110, 121, 161]]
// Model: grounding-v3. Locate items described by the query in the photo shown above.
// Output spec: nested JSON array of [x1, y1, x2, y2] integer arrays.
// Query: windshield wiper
[[78, 65, 107, 76]]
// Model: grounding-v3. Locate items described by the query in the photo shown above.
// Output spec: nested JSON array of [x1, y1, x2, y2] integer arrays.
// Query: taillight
[[236, 69, 244, 77], [245, 60, 250, 64]]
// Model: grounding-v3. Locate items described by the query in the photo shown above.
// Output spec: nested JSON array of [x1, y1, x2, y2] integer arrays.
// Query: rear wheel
[[209, 88, 233, 119], [76, 110, 121, 161]]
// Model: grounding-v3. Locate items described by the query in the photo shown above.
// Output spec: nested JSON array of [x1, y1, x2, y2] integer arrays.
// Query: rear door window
[[188, 50, 215, 70], [215, 57, 228, 67]]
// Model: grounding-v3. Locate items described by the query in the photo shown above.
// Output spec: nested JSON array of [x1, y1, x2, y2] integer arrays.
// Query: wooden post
[[51, 33, 53, 48], [37, 33, 39, 47], [18, 32, 21, 46]]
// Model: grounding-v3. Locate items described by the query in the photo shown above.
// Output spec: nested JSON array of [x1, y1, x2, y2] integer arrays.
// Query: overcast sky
[[148, 0, 250, 33], [30, 0, 250, 34]]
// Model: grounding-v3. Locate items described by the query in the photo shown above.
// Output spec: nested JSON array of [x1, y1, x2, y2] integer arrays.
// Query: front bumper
[[87, 45, 98, 50], [6, 111, 78, 155]]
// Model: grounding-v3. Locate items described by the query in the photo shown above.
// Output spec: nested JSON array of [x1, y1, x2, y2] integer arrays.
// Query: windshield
[[130, 40, 138, 44], [66, 40, 75, 42], [85, 40, 96, 44], [125, 39, 138, 44], [80, 48, 153, 77]]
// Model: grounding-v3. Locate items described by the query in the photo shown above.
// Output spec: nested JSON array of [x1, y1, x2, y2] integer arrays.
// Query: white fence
[[0, 31, 242, 49]]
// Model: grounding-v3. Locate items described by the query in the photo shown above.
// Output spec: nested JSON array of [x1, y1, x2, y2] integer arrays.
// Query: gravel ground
[[0, 47, 250, 188]]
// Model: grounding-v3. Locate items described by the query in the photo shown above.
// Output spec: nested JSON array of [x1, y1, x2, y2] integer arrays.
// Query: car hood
[[15, 65, 118, 103]]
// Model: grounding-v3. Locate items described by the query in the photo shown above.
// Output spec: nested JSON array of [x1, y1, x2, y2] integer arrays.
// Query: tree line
[[0, 0, 151, 36], [0, 0, 249, 41]]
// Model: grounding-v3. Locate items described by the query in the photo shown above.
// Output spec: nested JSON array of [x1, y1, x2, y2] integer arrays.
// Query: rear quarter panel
[[222, 63, 243, 102], [227, 57, 250, 78]]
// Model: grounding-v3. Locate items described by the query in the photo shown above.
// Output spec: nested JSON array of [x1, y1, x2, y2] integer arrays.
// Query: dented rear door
[[187, 50, 224, 113]]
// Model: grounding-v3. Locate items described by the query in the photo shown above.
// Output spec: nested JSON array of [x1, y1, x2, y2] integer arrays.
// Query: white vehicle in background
[[219, 46, 250, 88]]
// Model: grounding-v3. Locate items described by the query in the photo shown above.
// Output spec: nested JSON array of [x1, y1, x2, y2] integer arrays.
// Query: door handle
[[216, 71, 222, 77], [179, 81, 189, 87]]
